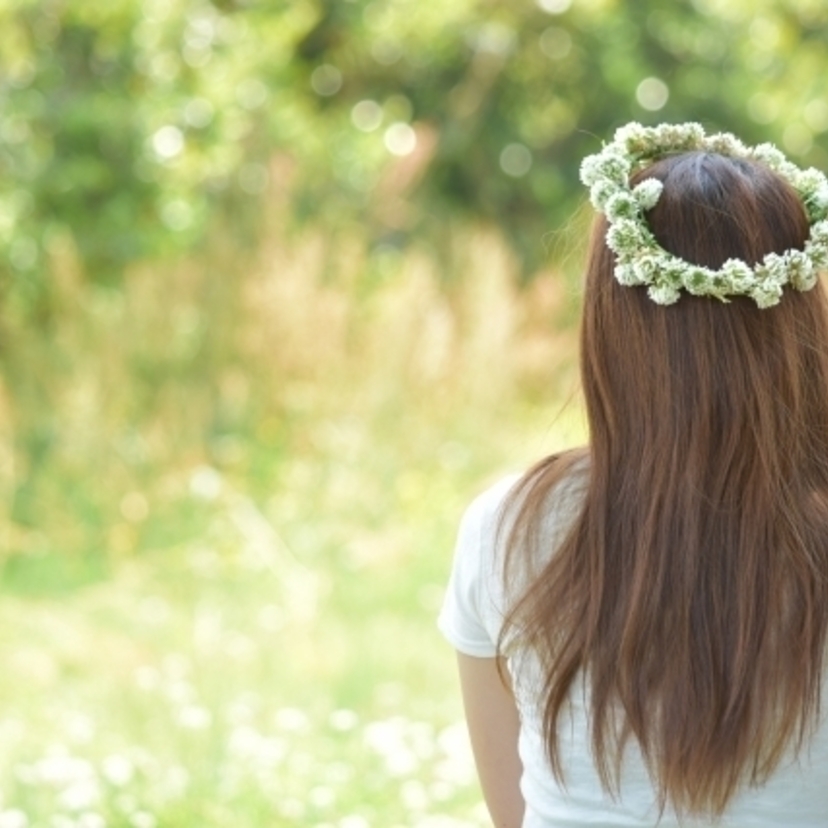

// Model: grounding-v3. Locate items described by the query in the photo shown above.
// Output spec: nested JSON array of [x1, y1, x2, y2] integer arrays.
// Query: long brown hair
[[500, 151, 828, 816]]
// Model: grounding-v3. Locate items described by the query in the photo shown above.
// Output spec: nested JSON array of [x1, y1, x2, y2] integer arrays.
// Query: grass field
[[0, 227, 586, 827]]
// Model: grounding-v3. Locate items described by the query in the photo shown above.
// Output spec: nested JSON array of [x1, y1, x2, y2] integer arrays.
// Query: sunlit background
[[1, 1, 827, 826]]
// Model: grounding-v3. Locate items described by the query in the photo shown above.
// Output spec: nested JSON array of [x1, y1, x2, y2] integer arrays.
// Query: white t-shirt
[[438, 472, 828, 828]]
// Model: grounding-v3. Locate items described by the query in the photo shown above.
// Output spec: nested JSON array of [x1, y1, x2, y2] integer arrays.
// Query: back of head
[[582, 151, 828, 489], [503, 140, 828, 817]]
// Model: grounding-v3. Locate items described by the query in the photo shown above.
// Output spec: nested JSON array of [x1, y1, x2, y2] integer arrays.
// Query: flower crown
[[580, 122, 828, 307]]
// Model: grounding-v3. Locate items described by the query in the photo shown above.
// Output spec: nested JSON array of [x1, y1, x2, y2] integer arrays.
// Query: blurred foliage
[[4, 0, 828, 301], [3, 0, 828, 567]]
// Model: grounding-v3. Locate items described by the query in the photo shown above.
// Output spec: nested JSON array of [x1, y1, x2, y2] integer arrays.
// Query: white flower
[[581, 149, 630, 187], [653, 122, 704, 152], [750, 143, 786, 169], [758, 253, 790, 287], [101, 754, 134, 787], [633, 253, 664, 284], [809, 220, 828, 247], [594, 150, 630, 184], [648, 283, 681, 305], [589, 179, 617, 210], [804, 183, 828, 222], [720, 259, 754, 292], [661, 261, 687, 289], [605, 192, 639, 221], [794, 167, 826, 196], [786, 250, 816, 291], [683, 265, 714, 295], [706, 271, 732, 297], [606, 219, 648, 254], [813, 185, 828, 210], [706, 132, 747, 156], [632, 178, 663, 210], [806, 237, 828, 270], [579, 154, 605, 187], [0, 810, 28, 828], [613, 121, 647, 146], [751, 283, 784, 308], [615, 264, 641, 286]]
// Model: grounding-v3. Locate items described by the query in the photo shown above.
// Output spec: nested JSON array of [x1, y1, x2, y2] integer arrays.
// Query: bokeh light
[[537, 0, 572, 14], [384, 122, 417, 156], [351, 100, 384, 132], [500, 144, 533, 177], [636, 77, 670, 111], [311, 65, 343, 97]]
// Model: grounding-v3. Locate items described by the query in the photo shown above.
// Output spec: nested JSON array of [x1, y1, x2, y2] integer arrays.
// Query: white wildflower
[[658, 260, 687, 289], [683, 265, 714, 295], [615, 264, 640, 286], [786, 250, 816, 291], [605, 192, 639, 222], [653, 122, 704, 152], [705, 132, 747, 156], [804, 184, 828, 222], [813, 185, 828, 211], [750, 143, 787, 169], [810, 220, 828, 247], [751, 283, 784, 308], [589, 179, 617, 211], [632, 178, 663, 209], [632, 253, 663, 284], [806, 237, 828, 270], [0, 810, 28, 828], [101, 754, 134, 787], [613, 121, 647, 146], [329, 709, 359, 731], [579, 154, 604, 187], [707, 271, 733, 297], [595, 150, 630, 184], [58, 776, 101, 811], [758, 253, 790, 287], [794, 167, 826, 196], [648, 284, 681, 305], [720, 259, 754, 292], [606, 219, 648, 254]]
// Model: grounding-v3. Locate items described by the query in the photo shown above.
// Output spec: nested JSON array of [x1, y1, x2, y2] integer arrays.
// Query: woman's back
[[439, 124, 828, 827], [441, 469, 828, 827]]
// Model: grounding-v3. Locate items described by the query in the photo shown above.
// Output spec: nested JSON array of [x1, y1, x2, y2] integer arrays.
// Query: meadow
[[2, 1, 824, 824], [0, 217, 586, 827]]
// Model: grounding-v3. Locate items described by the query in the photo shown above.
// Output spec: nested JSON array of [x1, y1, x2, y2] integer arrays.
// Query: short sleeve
[[437, 476, 520, 658]]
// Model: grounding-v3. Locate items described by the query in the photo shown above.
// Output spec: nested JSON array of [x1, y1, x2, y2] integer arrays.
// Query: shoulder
[[439, 456, 589, 656], [439, 474, 523, 657], [458, 452, 590, 571], [462, 451, 589, 527], [451, 474, 523, 583], [504, 451, 590, 538], [459, 474, 524, 536]]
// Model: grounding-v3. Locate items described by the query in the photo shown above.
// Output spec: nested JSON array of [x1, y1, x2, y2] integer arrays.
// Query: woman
[[439, 123, 828, 827]]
